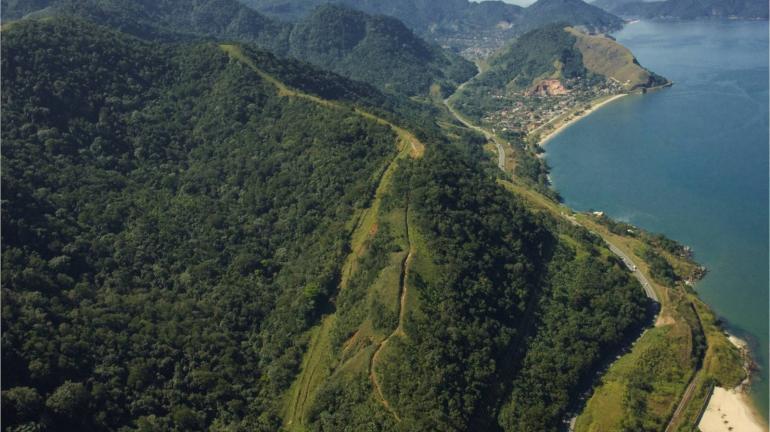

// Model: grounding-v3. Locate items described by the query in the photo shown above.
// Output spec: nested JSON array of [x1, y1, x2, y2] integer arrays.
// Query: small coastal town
[[481, 76, 626, 137]]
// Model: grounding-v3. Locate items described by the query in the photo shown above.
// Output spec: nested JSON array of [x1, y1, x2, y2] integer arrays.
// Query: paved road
[[564, 214, 659, 303], [447, 68, 658, 304], [444, 71, 506, 172], [606, 243, 659, 302], [444, 98, 506, 171]]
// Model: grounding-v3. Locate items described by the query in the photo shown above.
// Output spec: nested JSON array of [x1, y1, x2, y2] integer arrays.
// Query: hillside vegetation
[[453, 24, 667, 122], [287, 5, 476, 96], [0, 0, 474, 97], [0, 15, 659, 432], [566, 27, 657, 90], [285, 143, 651, 432], [1, 18, 402, 431]]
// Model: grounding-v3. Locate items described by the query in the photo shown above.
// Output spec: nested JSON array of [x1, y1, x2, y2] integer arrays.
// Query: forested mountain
[[592, 0, 768, 20], [241, 0, 524, 32], [239, 0, 624, 53], [1, 15, 655, 432], [453, 24, 668, 121], [0, 0, 474, 96], [520, 0, 624, 33], [0, 0, 291, 49], [287, 5, 476, 96], [0, 17, 407, 431]]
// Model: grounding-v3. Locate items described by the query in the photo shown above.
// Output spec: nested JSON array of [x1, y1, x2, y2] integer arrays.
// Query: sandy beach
[[698, 335, 768, 432], [537, 94, 628, 147], [698, 387, 768, 432]]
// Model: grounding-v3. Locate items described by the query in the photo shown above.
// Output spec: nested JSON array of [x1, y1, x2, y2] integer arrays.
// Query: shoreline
[[698, 334, 769, 432], [698, 387, 768, 432], [535, 93, 628, 148]]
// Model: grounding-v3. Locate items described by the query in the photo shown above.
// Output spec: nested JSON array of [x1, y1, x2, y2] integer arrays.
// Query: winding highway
[[444, 97, 506, 171], [444, 72, 507, 172], [445, 73, 658, 304], [607, 243, 659, 302], [565, 214, 659, 303]]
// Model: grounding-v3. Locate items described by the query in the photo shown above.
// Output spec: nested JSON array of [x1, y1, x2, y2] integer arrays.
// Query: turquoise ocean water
[[544, 20, 769, 417]]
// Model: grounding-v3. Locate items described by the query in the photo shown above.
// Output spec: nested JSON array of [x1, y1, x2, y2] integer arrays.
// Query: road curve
[[444, 99, 506, 171], [563, 214, 658, 303], [444, 71, 506, 172], [606, 243, 659, 302]]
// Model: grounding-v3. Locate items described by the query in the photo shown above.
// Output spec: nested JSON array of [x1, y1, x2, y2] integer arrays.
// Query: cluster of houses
[[481, 76, 626, 134]]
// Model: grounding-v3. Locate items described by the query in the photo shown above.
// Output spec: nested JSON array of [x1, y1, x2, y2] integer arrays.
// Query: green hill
[[2, 16, 656, 432], [0, 17, 414, 431], [567, 27, 661, 89], [0, 0, 474, 97], [520, 0, 624, 33], [453, 24, 667, 121], [1, 0, 291, 48], [288, 5, 476, 96], [240, 0, 524, 33]]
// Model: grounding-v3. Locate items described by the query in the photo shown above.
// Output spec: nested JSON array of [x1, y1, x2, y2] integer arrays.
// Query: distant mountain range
[[591, 0, 768, 20], [0, 0, 475, 96], [240, 0, 624, 49]]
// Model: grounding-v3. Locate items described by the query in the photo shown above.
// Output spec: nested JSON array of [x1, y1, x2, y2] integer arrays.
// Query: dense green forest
[[0, 0, 475, 97], [1, 18, 404, 431], [0, 15, 658, 432], [296, 142, 650, 432], [286, 5, 476, 96]]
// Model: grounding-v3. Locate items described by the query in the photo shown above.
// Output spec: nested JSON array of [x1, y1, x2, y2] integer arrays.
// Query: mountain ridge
[[0, 0, 475, 96], [239, 0, 624, 53]]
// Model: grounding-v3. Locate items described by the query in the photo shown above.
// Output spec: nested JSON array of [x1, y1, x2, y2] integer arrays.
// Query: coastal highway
[[563, 214, 659, 303], [444, 97, 506, 171], [448, 69, 658, 304], [444, 70, 506, 172], [607, 243, 659, 302]]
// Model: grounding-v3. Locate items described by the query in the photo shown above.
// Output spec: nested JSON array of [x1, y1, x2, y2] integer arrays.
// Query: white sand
[[698, 387, 768, 432]]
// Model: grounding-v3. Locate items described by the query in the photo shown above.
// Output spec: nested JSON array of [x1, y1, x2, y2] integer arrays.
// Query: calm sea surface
[[544, 20, 769, 416]]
